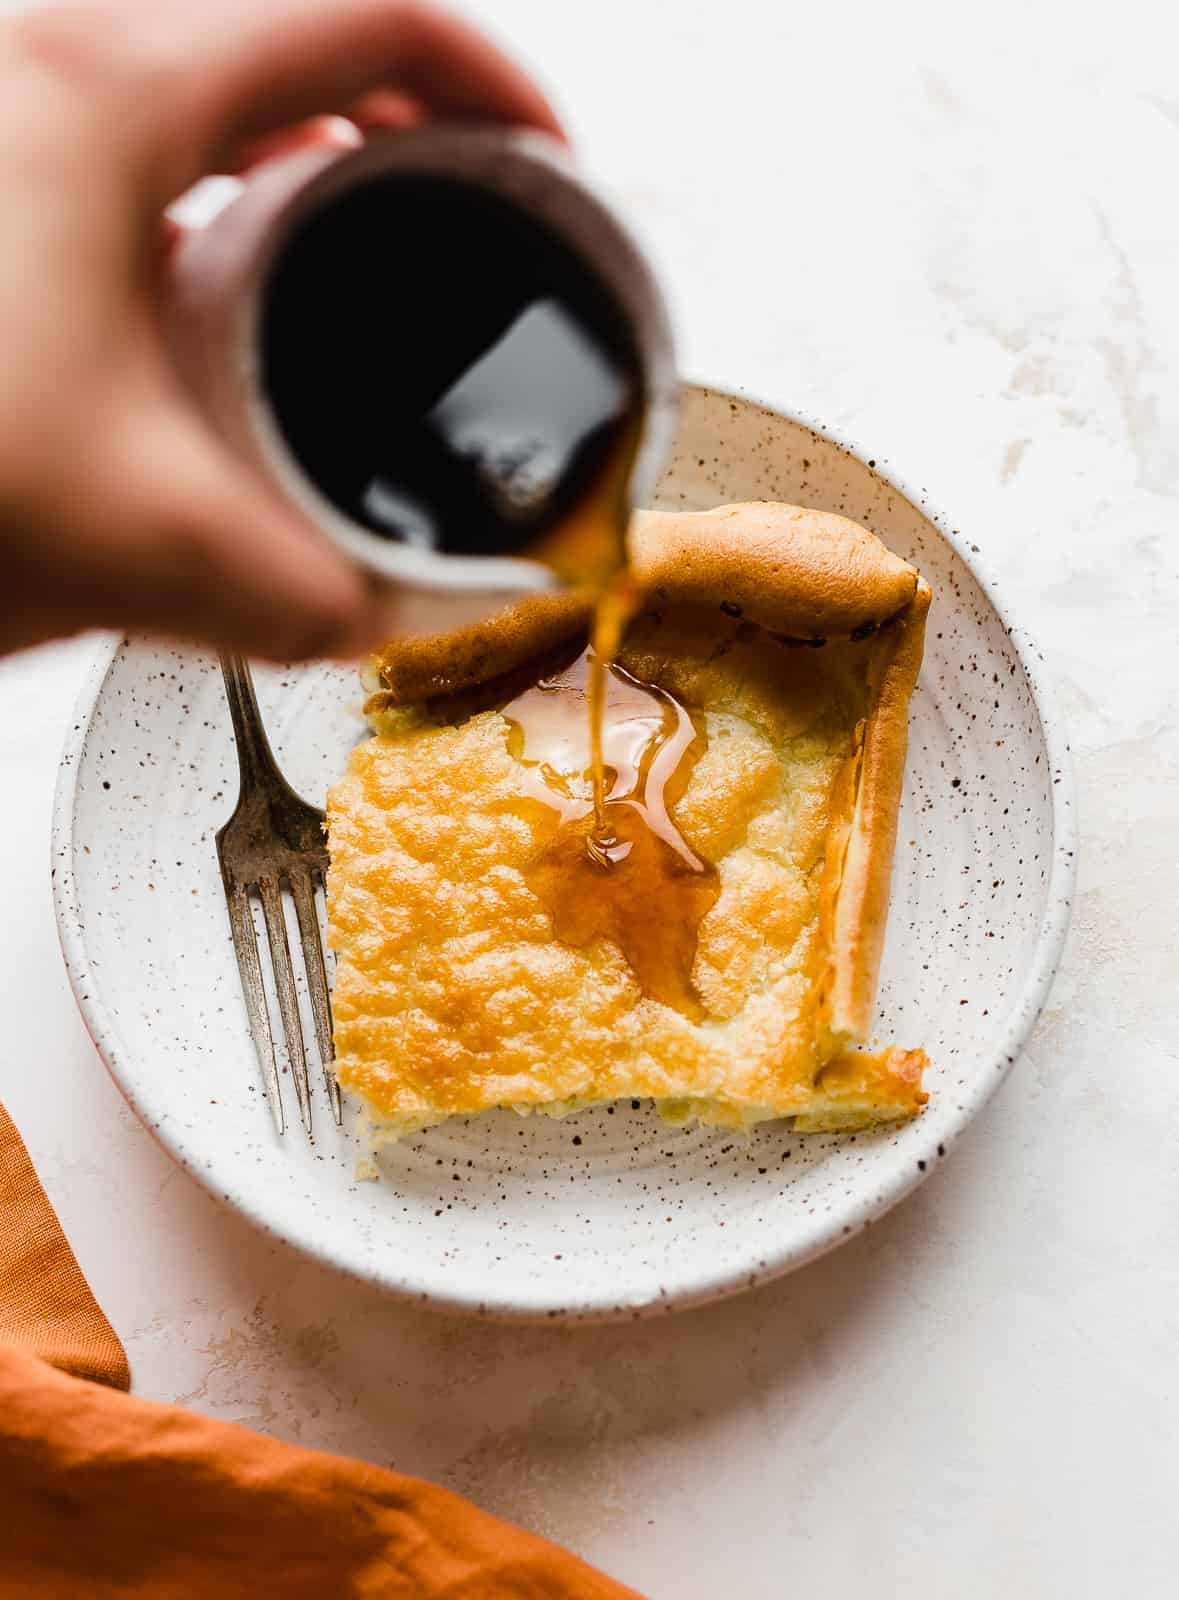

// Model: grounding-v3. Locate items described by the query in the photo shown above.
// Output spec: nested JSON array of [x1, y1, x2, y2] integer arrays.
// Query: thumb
[[87, 405, 393, 660]]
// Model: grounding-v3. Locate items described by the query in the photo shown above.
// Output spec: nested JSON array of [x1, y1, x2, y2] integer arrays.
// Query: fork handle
[[219, 652, 281, 795]]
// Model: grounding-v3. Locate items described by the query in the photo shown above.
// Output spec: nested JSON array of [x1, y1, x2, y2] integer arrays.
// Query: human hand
[[0, 0, 561, 659]]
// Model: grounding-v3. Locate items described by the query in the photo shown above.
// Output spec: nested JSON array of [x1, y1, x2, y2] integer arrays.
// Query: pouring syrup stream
[[502, 442, 719, 1019]]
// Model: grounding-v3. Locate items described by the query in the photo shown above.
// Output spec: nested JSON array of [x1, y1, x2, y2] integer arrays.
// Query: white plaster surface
[[1, 0, 1177, 1593]]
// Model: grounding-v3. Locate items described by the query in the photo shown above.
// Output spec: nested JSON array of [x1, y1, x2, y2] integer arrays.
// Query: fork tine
[[223, 882, 285, 1135], [290, 871, 341, 1125], [258, 878, 313, 1136]]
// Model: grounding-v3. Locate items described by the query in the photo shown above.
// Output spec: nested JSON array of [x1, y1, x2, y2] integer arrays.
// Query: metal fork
[[216, 652, 341, 1137]]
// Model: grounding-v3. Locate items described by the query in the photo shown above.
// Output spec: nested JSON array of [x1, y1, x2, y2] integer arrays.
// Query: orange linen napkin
[[0, 1103, 129, 1389], [0, 1106, 642, 1599]]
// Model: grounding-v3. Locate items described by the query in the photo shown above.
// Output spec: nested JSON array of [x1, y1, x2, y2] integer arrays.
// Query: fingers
[[25, 1, 563, 199], [229, 114, 363, 176], [117, 413, 395, 660], [344, 88, 426, 135], [221, 94, 424, 184], [196, 0, 564, 152], [28, 403, 394, 661]]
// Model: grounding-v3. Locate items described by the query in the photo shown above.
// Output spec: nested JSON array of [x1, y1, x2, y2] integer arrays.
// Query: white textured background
[[2, 1, 1177, 1594]]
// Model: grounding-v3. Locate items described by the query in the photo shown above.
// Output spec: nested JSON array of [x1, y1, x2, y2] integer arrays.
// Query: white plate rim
[[50, 381, 1077, 1318]]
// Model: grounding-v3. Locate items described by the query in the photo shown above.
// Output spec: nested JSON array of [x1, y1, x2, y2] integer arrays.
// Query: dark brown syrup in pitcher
[[260, 173, 716, 1016], [260, 174, 639, 584]]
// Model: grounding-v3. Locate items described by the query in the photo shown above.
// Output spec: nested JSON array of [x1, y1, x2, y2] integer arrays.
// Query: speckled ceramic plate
[[52, 384, 1074, 1321]]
